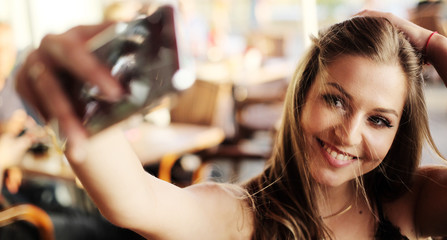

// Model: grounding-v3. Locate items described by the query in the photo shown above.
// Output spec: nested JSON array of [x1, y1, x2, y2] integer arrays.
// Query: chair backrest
[[170, 79, 236, 139], [410, 1, 446, 35], [0, 204, 55, 240]]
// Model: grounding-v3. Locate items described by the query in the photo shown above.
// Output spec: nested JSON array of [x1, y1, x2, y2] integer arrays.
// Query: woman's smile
[[317, 138, 357, 168]]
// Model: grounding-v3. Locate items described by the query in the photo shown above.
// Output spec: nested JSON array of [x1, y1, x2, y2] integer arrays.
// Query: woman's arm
[[74, 126, 210, 239], [15, 24, 252, 239], [425, 33, 447, 86], [356, 9, 447, 86], [75, 127, 253, 239]]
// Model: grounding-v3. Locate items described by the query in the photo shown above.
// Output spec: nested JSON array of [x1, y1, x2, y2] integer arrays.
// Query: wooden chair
[[170, 79, 235, 138], [410, 0, 446, 36], [0, 204, 55, 240], [166, 78, 284, 184], [148, 79, 230, 185]]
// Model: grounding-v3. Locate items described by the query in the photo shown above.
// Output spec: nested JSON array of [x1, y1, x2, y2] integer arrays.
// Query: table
[[16, 121, 224, 184], [20, 147, 75, 181], [125, 122, 225, 182]]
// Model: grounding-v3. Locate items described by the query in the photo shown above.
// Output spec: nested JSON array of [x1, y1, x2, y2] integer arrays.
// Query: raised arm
[[15, 24, 252, 239], [357, 9, 447, 86], [425, 32, 447, 86]]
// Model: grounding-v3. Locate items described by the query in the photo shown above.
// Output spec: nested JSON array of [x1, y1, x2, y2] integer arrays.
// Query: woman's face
[[300, 55, 407, 187]]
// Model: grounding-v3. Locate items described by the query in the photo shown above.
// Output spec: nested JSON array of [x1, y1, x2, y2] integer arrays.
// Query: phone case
[[60, 5, 195, 135]]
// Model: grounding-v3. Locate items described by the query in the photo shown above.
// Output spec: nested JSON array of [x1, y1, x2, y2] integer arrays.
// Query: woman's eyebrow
[[374, 108, 399, 118], [325, 82, 352, 100], [326, 82, 399, 118]]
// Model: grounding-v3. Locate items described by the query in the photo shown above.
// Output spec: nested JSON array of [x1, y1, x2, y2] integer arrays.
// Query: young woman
[[15, 9, 447, 240]]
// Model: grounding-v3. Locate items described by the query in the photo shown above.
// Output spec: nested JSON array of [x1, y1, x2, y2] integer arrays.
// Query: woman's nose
[[334, 115, 363, 146]]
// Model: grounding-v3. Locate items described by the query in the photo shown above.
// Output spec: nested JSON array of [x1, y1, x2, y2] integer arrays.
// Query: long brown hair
[[244, 16, 442, 239]]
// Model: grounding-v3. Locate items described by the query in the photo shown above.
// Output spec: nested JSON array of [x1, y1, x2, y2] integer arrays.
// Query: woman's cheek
[[364, 131, 396, 161], [310, 107, 340, 132]]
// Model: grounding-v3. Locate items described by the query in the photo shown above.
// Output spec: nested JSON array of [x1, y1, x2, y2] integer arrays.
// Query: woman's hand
[[15, 23, 124, 162], [357, 9, 447, 86], [355, 9, 433, 52]]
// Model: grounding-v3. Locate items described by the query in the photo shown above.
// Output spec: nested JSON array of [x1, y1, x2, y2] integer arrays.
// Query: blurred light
[[173, 68, 196, 90]]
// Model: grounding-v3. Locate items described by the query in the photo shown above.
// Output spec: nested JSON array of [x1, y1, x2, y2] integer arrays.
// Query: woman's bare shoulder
[[186, 182, 249, 198], [385, 165, 447, 238], [185, 181, 254, 217], [185, 182, 254, 239]]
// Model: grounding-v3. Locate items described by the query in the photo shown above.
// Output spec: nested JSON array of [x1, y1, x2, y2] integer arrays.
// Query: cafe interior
[[0, 0, 445, 239]]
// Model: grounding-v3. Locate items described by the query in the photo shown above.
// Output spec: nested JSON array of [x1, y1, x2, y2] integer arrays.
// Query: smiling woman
[[12, 6, 447, 240], [245, 15, 444, 239]]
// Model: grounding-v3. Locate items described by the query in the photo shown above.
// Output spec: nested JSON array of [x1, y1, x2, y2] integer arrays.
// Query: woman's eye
[[368, 116, 393, 128], [323, 94, 344, 109]]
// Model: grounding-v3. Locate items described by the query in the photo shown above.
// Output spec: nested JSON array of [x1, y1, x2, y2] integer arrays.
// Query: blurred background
[[0, 0, 431, 58], [0, 0, 446, 239]]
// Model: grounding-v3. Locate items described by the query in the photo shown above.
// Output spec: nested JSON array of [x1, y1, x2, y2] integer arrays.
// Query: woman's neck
[[316, 180, 356, 219]]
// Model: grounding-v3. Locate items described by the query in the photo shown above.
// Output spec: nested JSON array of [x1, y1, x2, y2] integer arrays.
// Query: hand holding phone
[[60, 5, 195, 135]]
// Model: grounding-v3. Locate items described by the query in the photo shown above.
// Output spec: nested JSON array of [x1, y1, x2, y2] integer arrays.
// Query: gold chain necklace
[[321, 203, 353, 219]]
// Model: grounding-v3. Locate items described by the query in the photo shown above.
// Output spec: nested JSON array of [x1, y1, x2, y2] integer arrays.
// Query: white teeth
[[331, 151, 338, 158], [323, 143, 354, 161]]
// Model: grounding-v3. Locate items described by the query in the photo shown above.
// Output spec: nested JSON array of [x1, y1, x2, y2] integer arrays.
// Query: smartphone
[[60, 5, 195, 135]]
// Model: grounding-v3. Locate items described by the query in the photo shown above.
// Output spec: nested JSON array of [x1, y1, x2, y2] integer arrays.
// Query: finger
[[353, 9, 390, 19], [352, 10, 430, 51], [353, 9, 376, 17], [39, 30, 123, 101], [27, 57, 88, 143], [30, 64, 89, 163], [353, 9, 367, 17]]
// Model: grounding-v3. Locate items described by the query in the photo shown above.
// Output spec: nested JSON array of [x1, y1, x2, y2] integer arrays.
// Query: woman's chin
[[311, 169, 348, 188]]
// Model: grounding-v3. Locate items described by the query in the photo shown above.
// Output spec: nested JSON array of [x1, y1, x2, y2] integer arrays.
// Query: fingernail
[[48, 42, 65, 59], [103, 80, 124, 102], [107, 88, 124, 102]]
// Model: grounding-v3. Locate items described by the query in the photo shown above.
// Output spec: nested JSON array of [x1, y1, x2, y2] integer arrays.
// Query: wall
[[0, 0, 103, 50]]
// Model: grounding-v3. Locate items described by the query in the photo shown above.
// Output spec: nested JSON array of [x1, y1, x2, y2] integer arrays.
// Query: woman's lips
[[317, 138, 358, 168]]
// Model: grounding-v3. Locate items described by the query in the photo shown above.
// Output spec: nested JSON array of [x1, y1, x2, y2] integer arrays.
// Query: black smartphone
[[60, 5, 194, 135]]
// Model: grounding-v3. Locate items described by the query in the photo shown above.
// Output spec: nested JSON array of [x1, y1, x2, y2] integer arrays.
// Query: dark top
[[375, 198, 409, 240]]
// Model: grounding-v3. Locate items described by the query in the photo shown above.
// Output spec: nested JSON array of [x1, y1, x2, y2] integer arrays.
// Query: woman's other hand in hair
[[356, 9, 447, 86], [355, 9, 433, 52]]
